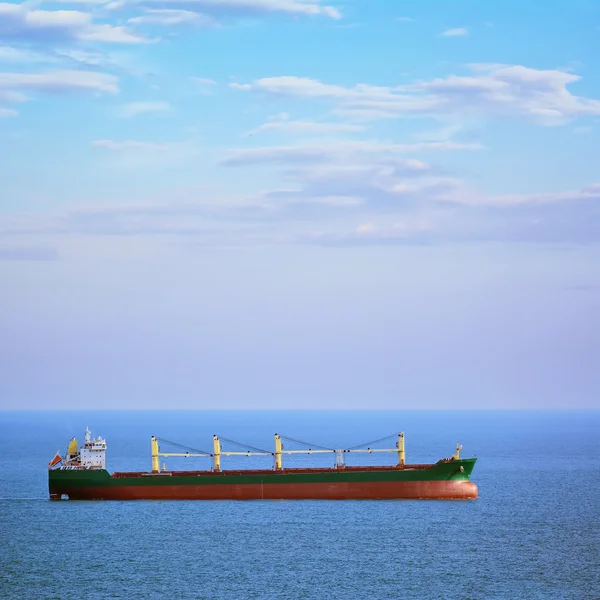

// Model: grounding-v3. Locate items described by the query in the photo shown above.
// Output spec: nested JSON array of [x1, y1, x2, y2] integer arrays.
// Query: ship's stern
[[49, 468, 112, 500]]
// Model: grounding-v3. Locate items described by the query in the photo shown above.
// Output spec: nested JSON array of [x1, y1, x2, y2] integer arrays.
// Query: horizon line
[[1, 408, 598, 412]]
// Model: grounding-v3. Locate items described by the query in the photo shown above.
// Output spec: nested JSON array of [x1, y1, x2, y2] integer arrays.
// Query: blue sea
[[1, 410, 598, 600]]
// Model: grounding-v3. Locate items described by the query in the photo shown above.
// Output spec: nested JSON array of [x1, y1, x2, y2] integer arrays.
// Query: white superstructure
[[80, 427, 107, 469], [59, 427, 107, 470]]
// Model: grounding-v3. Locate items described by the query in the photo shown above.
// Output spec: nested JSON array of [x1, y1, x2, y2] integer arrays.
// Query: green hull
[[49, 459, 478, 500]]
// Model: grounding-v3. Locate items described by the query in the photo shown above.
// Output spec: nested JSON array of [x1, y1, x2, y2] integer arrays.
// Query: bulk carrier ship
[[48, 428, 478, 500]]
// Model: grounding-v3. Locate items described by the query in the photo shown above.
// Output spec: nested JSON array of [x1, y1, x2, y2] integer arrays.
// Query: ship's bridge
[[80, 427, 107, 469]]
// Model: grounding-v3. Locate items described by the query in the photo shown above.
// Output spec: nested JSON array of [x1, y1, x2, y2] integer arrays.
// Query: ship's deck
[[112, 463, 439, 478]]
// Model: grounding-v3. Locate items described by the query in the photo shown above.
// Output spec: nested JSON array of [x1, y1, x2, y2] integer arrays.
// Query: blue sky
[[1, 0, 599, 409]]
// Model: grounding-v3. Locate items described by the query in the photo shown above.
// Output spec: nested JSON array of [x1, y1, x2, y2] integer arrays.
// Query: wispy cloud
[[191, 77, 217, 85], [107, 0, 341, 20], [1, 1, 598, 256], [128, 9, 215, 26], [0, 3, 150, 44], [441, 27, 468, 37], [232, 65, 600, 125], [120, 101, 171, 117], [51, 0, 112, 4], [222, 140, 482, 166], [464, 183, 600, 207], [215, 126, 600, 248], [91, 138, 200, 168], [0, 45, 135, 74], [288, 183, 600, 246], [573, 126, 592, 134], [92, 139, 172, 151], [294, 219, 434, 247], [247, 114, 365, 135], [189, 76, 217, 94], [3, 176, 600, 247], [0, 70, 119, 105], [0, 45, 47, 63], [230, 75, 363, 98], [219, 137, 467, 224]]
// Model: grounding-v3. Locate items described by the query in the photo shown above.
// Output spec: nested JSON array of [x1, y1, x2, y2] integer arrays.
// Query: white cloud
[[128, 9, 214, 26], [222, 140, 483, 166], [0, 89, 27, 102], [79, 23, 150, 43], [0, 46, 47, 63], [120, 101, 171, 117], [189, 76, 218, 95], [0, 45, 139, 82], [0, 3, 149, 44], [92, 139, 201, 168], [107, 0, 341, 19], [465, 183, 600, 207], [230, 75, 377, 99], [52, 0, 112, 4], [0, 46, 121, 69], [441, 27, 468, 37], [247, 116, 364, 135], [0, 107, 17, 117], [290, 179, 600, 245], [397, 17, 413, 22], [220, 138, 472, 217], [411, 121, 465, 142], [190, 76, 217, 85], [299, 217, 434, 246], [232, 65, 600, 125], [92, 139, 171, 151], [0, 70, 119, 101], [3, 179, 599, 246], [333, 108, 400, 121], [262, 193, 364, 207], [267, 111, 288, 121]]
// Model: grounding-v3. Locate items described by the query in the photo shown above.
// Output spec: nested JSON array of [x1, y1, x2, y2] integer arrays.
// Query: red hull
[[65, 480, 478, 500]]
